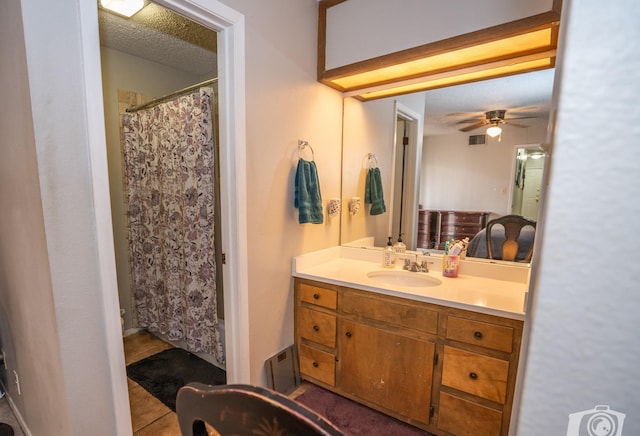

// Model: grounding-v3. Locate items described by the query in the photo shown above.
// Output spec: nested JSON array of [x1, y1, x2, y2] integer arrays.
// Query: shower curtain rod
[[126, 78, 218, 113]]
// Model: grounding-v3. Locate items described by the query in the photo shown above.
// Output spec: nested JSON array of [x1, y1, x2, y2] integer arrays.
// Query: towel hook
[[298, 140, 315, 161]]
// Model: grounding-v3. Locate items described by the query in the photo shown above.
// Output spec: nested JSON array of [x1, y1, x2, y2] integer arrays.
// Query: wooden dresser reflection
[[418, 210, 489, 250]]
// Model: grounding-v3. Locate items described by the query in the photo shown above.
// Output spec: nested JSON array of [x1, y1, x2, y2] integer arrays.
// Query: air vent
[[468, 134, 486, 145]]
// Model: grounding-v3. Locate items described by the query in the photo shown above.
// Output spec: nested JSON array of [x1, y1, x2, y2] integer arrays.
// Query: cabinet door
[[338, 320, 434, 424]]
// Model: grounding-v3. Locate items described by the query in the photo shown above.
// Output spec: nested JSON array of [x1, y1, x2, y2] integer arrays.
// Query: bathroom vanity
[[292, 246, 528, 436]]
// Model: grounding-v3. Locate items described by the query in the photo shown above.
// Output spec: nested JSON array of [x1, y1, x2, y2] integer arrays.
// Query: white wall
[[0, 1, 71, 434], [516, 0, 640, 434], [325, 0, 554, 70], [0, 0, 127, 434], [218, 0, 343, 385], [341, 93, 426, 246], [421, 121, 548, 214]]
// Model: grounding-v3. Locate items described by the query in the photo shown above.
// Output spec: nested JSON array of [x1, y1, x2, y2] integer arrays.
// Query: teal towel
[[295, 159, 323, 224], [365, 167, 386, 215]]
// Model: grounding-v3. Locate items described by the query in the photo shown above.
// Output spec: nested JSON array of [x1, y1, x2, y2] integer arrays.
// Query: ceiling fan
[[456, 109, 537, 137]]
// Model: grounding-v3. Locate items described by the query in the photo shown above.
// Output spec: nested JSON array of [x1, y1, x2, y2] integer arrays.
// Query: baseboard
[[123, 328, 144, 337]]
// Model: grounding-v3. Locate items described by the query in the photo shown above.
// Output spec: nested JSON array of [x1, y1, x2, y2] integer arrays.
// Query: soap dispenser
[[383, 237, 396, 268], [393, 233, 406, 254]]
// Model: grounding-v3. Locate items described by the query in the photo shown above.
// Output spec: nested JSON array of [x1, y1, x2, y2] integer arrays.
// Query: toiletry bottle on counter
[[393, 233, 406, 254], [383, 237, 396, 268]]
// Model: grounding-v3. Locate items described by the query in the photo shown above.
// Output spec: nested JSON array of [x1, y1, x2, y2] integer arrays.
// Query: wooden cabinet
[[339, 320, 435, 424], [295, 281, 338, 386], [294, 278, 523, 436], [418, 210, 489, 250]]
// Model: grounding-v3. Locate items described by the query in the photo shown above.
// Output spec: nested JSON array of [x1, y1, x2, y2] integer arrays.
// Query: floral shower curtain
[[122, 86, 224, 364]]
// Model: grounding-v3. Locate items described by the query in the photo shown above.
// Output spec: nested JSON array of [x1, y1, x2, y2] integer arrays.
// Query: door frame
[[78, 0, 248, 433], [390, 102, 423, 251]]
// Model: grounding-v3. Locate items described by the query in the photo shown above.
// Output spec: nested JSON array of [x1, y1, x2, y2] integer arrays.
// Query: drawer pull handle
[[345, 331, 352, 338], [313, 361, 319, 368], [469, 372, 478, 380], [313, 325, 320, 331], [473, 331, 483, 339], [313, 293, 320, 299]]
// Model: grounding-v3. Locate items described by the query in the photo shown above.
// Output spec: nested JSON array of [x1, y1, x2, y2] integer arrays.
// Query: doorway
[[510, 146, 546, 220], [390, 103, 424, 251], [88, 0, 248, 429], [99, 0, 227, 360]]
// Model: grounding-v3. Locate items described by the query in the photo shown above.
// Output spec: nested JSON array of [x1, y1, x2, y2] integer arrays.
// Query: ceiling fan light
[[101, 0, 144, 17], [486, 125, 502, 137]]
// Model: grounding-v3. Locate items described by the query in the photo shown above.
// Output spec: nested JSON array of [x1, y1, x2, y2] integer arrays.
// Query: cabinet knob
[[313, 293, 320, 299], [469, 372, 478, 380], [473, 331, 483, 339], [313, 361, 319, 368], [345, 331, 352, 338], [313, 325, 320, 331]]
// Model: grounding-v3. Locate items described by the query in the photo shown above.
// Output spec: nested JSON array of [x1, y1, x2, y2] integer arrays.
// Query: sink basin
[[367, 270, 442, 288]]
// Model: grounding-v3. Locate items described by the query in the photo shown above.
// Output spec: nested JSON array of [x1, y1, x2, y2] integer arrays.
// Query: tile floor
[[124, 330, 312, 435], [124, 330, 179, 435]]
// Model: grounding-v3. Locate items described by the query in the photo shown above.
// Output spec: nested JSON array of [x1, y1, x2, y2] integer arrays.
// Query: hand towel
[[295, 159, 324, 224], [364, 167, 386, 215]]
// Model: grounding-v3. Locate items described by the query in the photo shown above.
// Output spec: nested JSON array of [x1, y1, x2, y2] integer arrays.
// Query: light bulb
[[486, 125, 502, 138], [101, 0, 144, 17]]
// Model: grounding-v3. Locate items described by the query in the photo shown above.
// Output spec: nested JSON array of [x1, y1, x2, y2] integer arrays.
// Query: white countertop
[[292, 246, 530, 320]]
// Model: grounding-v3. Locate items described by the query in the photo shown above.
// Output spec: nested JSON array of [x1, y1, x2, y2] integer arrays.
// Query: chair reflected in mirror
[[176, 383, 344, 436], [467, 214, 536, 262]]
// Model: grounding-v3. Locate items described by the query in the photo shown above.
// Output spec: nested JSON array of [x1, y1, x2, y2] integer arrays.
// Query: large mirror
[[340, 68, 554, 259]]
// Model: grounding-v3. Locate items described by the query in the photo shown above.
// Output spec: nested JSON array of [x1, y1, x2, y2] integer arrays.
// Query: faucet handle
[[417, 254, 430, 272]]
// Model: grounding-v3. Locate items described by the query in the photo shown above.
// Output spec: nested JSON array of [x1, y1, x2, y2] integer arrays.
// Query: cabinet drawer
[[440, 212, 487, 226], [341, 290, 438, 334], [438, 392, 502, 436], [446, 317, 514, 353], [298, 344, 335, 386], [442, 346, 509, 404], [298, 306, 336, 348], [440, 224, 481, 234], [299, 283, 337, 309]]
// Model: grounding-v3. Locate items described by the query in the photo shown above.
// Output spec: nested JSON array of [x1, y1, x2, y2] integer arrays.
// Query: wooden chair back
[[176, 383, 344, 435], [485, 215, 537, 262]]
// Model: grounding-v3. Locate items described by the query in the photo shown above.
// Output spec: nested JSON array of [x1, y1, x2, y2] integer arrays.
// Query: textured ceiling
[[98, 3, 217, 76], [423, 68, 555, 136]]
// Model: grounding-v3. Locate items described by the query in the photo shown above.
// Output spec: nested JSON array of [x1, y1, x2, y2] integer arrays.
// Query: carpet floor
[[295, 385, 433, 436], [126, 347, 226, 411]]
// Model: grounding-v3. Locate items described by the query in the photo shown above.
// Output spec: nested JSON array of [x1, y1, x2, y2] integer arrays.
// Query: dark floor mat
[[126, 347, 226, 411], [295, 385, 433, 436]]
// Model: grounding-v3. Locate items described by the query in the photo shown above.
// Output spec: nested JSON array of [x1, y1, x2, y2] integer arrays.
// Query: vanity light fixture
[[100, 0, 145, 17], [318, 3, 561, 101], [486, 124, 502, 138]]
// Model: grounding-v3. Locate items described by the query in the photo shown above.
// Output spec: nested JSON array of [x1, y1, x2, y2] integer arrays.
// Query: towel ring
[[298, 140, 315, 161], [366, 153, 378, 168]]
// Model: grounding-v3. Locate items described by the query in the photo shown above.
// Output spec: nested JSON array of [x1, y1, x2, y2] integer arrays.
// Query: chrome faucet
[[402, 254, 429, 272], [403, 257, 420, 272]]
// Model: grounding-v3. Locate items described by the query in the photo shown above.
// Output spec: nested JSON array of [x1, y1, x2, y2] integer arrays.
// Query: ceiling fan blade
[[506, 105, 539, 114], [459, 120, 487, 132], [456, 118, 485, 125], [505, 121, 529, 128], [446, 111, 484, 118], [506, 116, 537, 121]]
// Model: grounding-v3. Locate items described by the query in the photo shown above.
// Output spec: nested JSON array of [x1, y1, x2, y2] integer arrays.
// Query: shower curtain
[[122, 86, 224, 364]]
